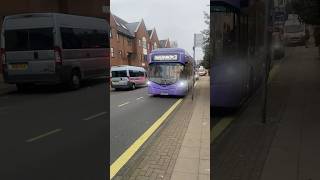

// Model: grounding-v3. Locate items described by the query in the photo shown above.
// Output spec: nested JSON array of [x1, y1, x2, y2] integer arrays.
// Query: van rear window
[[112, 70, 127, 77], [5, 28, 54, 51]]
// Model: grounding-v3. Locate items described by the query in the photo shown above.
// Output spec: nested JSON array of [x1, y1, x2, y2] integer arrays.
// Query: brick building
[[126, 19, 150, 67], [147, 28, 160, 53], [110, 14, 156, 67], [110, 13, 175, 67], [159, 39, 171, 48], [110, 14, 135, 66]]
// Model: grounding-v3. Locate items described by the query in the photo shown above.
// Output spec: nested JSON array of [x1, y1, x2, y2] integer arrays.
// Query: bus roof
[[150, 48, 191, 57]]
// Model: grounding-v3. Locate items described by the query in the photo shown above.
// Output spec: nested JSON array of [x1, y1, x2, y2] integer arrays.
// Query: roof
[[126, 22, 140, 35], [150, 48, 192, 58], [112, 14, 135, 38], [111, 65, 146, 71], [159, 39, 169, 48]]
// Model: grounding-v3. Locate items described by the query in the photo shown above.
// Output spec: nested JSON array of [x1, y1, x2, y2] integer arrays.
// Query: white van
[[0, 13, 109, 90], [111, 65, 147, 90]]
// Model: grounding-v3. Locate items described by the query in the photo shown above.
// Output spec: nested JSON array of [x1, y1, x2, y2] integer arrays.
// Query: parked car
[[111, 65, 147, 90], [0, 13, 109, 91], [284, 20, 306, 46], [198, 67, 207, 76]]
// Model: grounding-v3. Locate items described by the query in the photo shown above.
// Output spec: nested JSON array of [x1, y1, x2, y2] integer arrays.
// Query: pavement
[[0, 78, 108, 180], [171, 76, 210, 180], [112, 76, 210, 180], [212, 45, 320, 180]]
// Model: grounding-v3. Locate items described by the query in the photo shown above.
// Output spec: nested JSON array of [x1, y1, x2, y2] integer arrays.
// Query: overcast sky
[[111, 0, 209, 61]]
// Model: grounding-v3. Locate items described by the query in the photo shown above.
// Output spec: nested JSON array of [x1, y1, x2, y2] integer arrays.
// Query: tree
[[290, 0, 320, 25], [201, 11, 211, 70]]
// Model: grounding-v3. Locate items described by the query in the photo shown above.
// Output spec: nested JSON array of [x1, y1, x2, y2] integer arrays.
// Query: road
[[0, 78, 108, 180], [110, 87, 179, 163]]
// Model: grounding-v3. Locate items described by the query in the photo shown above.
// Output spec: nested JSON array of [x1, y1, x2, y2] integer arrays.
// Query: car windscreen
[[112, 70, 127, 77], [5, 28, 54, 51], [285, 25, 304, 33], [148, 63, 185, 85]]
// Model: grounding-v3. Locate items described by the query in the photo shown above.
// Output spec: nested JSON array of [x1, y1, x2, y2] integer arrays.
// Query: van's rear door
[[4, 16, 56, 76]]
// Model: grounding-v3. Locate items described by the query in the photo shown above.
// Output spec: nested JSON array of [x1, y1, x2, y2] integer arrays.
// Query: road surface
[[0, 79, 108, 180], [110, 87, 179, 163]]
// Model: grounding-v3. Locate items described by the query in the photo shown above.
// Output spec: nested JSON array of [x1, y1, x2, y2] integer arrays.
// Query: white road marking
[[118, 102, 130, 107], [26, 128, 62, 143], [136, 97, 144, 100], [83, 111, 107, 121]]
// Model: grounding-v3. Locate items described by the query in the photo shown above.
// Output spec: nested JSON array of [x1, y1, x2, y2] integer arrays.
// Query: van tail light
[[0, 48, 5, 65], [54, 46, 62, 64]]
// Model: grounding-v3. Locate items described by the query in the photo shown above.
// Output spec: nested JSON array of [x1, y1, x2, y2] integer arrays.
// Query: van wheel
[[68, 70, 81, 90], [131, 83, 136, 90]]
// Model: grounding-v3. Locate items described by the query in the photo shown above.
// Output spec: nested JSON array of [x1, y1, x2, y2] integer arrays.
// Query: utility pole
[[192, 34, 197, 101]]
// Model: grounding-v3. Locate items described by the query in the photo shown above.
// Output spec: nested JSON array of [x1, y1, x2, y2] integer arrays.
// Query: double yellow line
[[110, 99, 183, 179]]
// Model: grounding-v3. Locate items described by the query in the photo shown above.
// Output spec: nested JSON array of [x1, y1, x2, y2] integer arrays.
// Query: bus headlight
[[178, 81, 186, 87]]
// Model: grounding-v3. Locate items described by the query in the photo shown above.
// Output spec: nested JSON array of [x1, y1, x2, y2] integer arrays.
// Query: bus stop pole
[[192, 34, 196, 101]]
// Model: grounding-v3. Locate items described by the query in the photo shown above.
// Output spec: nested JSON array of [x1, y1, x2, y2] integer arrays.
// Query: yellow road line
[[110, 98, 183, 179], [268, 63, 280, 82], [211, 117, 234, 143]]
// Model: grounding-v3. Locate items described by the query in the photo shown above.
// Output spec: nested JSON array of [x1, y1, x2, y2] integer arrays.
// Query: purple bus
[[147, 48, 194, 96], [211, 0, 270, 108]]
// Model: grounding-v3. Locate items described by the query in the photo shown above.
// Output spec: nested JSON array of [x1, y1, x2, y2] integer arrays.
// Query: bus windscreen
[[148, 63, 184, 85]]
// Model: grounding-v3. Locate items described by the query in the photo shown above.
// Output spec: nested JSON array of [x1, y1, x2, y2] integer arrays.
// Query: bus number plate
[[10, 63, 28, 70], [160, 92, 169, 95]]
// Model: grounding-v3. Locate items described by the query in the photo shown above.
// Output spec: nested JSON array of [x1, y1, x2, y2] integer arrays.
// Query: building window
[[138, 39, 141, 46], [128, 39, 132, 46], [119, 50, 122, 58], [154, 42, 157, 49], [110, 29, 112, 38], [117, 33, 119, 41], [142, 37, 147, 55], [142, 37, 147, 49], [111, 48, 114, 57]]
